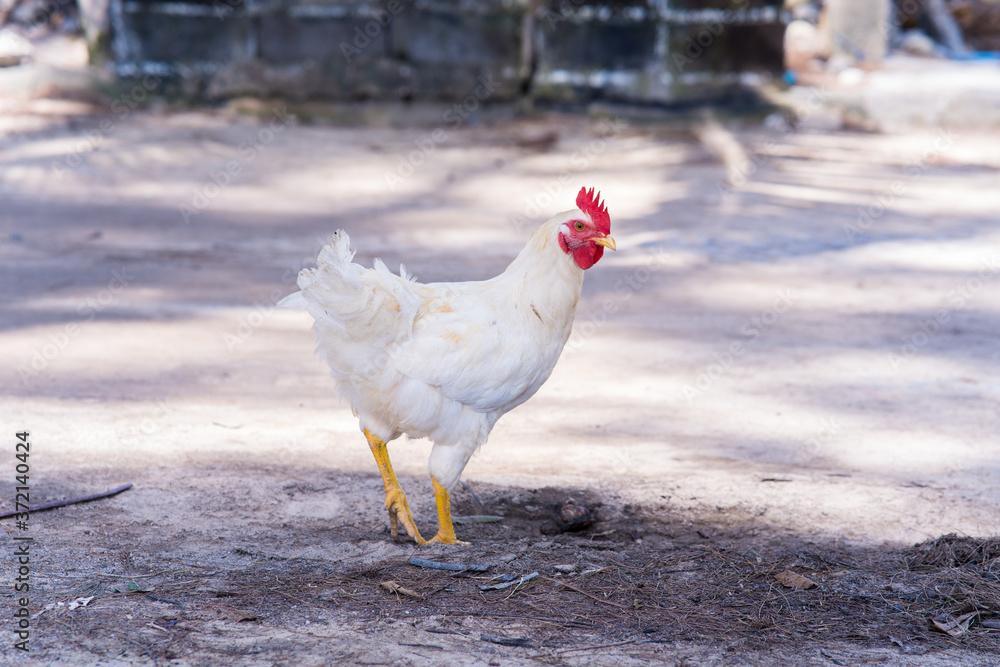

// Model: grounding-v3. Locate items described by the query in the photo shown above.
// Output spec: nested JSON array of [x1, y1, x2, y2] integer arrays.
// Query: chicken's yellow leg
[[365, 430, 426, 545], [427, 477, 470, 545]]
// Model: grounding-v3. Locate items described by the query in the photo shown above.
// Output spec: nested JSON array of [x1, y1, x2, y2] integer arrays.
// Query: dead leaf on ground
[[931, 611, 978, 637], [380, 580, 424, 600], [115, 580, 153, 594], [774, 570, 818, 590], [68, 596, 95, 611]]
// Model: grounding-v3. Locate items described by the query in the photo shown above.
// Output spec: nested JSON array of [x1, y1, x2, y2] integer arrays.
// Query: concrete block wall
[[534, 1, 785, 104], [109, 0, 786, 104]]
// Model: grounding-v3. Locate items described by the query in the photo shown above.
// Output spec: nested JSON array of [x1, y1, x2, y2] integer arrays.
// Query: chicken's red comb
[[576, 187, 611, 234]]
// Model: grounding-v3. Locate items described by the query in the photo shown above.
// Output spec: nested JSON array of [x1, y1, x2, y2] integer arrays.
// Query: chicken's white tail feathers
[[316, 229, 356, 269], [292, 230, 423, 386], [278, 233, 355, 309], [277, 291, 308, 309]]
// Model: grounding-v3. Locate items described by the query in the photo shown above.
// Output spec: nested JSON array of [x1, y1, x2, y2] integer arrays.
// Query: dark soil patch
[[17, 478, 1000, 663]]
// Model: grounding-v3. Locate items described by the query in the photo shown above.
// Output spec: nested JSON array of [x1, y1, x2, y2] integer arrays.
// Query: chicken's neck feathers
[[420, 216, 583, 324], [494, 216, 584, 317]]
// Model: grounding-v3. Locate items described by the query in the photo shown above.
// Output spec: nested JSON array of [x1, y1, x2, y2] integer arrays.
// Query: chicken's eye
[[574, 221, 585, 231]]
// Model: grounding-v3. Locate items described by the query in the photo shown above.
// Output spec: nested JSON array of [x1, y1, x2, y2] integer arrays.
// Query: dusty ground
[[1, 91, 1000, 665]]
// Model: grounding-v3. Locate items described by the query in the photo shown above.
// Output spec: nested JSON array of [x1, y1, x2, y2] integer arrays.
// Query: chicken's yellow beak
[[589, 235, 617, 251]]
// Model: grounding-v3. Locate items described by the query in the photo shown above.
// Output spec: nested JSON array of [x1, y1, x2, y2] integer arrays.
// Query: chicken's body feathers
[[284, 217, 585, 488]]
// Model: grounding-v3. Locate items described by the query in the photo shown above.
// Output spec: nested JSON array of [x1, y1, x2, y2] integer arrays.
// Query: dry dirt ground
[[1, 96, 1000, 665]]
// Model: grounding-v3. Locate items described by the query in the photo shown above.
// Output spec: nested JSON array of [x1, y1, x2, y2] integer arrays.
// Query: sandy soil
[[1, 101, 999, 664]]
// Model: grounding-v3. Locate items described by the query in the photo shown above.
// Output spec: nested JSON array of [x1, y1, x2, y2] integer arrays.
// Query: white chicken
[[281, 187, 614, 544]]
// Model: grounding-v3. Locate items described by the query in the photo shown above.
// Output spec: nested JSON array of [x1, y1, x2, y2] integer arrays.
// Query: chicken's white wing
[[391, 291, 555, 414]]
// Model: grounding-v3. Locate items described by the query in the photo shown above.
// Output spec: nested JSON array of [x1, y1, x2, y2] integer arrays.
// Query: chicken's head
[[559, 187, 616, 270]]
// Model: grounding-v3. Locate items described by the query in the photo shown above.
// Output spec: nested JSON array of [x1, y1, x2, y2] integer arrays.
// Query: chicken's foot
[[365, 430, 426, 545], [427, 477, 469, 545]]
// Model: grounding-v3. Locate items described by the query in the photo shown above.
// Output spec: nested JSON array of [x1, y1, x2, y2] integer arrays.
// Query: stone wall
[[109, 0, 787, 103]]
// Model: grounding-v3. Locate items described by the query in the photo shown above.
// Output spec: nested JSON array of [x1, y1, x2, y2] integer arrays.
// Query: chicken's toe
[[428, 532, 470, 546], [384, 485, 426, 545]]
